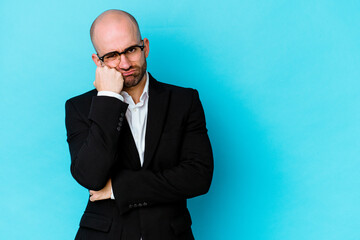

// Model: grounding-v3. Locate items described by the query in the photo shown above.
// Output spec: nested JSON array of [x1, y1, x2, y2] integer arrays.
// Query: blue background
[[1, 0, 360, 239]]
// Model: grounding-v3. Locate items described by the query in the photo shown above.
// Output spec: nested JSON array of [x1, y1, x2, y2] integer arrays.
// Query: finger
[[96, 65, 101, 74], [95, 67, 100, 80], [89, 193, 98, 202]]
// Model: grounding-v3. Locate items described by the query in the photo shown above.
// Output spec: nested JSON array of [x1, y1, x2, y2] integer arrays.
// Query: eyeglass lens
[[103, 46, 142, 65]]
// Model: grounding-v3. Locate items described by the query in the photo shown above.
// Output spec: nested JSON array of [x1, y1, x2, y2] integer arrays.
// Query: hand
[[89, 179, 112, 202], [93, 65, 124, 93]]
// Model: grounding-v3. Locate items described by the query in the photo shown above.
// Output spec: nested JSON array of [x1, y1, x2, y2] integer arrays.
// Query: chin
[[124, 76, 140, 88]]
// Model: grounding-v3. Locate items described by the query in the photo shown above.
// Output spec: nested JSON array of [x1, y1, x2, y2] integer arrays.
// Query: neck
[[123, 74, 147, 104]]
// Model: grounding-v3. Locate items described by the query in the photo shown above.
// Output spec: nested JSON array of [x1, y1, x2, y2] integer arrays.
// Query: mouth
[[122, 70, 135, 77]]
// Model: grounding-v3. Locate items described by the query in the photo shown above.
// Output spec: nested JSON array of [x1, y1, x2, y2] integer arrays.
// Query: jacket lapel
[[143, 74, 170, 169]]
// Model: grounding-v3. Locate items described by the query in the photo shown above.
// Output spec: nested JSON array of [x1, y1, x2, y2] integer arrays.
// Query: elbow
[[198, 159, 214, 195], [194, 151, 214, 196], [198, 173, 213, 195], [187, 177, 212, 198], [189, 168, 213, 197], [70, 163, 108, 190]]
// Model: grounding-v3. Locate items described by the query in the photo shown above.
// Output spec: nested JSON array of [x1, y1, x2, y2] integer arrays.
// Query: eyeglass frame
[[97, 40, 145, 62]]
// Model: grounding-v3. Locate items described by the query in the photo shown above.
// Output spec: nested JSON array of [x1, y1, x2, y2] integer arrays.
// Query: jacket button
[[119, 117, 123, 121], [117, 127, 121, 131], [120, 112, 124, 117], [129, 204, 133, 208], [133, 204, 138, 208], [138, 203, 143, 207], [143, 202, 148, 206]]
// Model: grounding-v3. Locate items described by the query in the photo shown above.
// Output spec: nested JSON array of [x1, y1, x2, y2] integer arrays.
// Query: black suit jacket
[[65, 74, 213, 240]]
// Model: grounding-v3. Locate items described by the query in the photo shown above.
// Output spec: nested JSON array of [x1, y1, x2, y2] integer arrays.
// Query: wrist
[[97, 91, 124, 101]]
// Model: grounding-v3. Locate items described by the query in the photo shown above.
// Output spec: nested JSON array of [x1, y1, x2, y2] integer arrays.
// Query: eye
[[126, 47, 137, 54], [104, 52, 118, 59]]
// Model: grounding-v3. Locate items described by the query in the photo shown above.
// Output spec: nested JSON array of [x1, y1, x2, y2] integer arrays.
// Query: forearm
[[66, 96, 128, 190], [112, 132, 213, 213]]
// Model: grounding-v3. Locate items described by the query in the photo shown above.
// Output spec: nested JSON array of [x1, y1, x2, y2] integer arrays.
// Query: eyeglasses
[[97, 41, 145, 66]]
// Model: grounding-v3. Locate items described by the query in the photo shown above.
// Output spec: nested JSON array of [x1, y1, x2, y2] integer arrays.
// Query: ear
[[143, 38, 150, 58], [92, 53, 102, 67]]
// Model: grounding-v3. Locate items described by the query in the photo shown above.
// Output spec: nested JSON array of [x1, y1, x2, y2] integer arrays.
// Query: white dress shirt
[[97, 72, 149, 199]]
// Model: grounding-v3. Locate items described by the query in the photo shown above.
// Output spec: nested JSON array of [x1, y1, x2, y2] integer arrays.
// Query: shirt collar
[[141, 71, 149, 101], [121, 71, 149, 105]]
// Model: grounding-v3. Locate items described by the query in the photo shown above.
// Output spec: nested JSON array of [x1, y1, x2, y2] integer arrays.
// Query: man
[[65, 9, 213, 240]]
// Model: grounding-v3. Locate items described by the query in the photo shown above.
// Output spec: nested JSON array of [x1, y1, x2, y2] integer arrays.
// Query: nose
[[117, 54, 131, 70]]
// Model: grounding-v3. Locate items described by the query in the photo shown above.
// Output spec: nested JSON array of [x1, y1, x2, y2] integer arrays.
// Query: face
[[91, 17, 149, 89]]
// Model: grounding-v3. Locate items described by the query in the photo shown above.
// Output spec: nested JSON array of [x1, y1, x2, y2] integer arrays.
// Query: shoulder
[[65, 89, 97, 115], [160, 81, 196, 94], [150, 75, 206, 122], [158, 82, 201, 109], [66, 89, 97, 105], [149, 74, 199, 102]]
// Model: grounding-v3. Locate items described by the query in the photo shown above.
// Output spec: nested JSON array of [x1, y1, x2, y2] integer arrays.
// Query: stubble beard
[[123, 60, 147, 88]]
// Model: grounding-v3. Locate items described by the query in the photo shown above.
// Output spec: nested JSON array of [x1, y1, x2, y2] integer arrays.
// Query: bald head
[[90, 10, 142, 52]]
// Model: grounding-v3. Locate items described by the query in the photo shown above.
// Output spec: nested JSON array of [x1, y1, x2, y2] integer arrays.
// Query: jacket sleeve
[[65, 96, 128, 190], [112, 90, 213, 214]]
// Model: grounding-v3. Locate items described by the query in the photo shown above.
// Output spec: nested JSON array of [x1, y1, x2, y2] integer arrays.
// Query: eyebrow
[[100, 42, 142, 57]]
